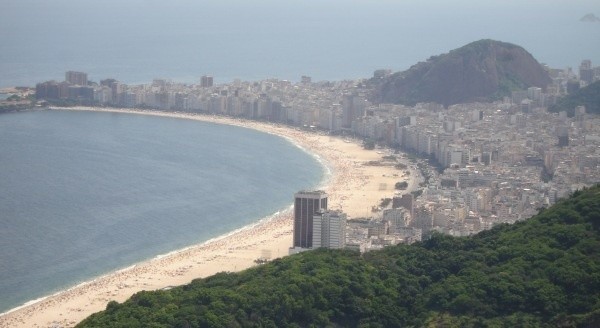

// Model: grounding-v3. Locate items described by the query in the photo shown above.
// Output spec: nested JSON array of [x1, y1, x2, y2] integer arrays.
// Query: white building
[[312, 210, 347, 249]]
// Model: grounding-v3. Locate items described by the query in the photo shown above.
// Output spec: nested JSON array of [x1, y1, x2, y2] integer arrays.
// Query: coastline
[[0, 106, 413, 328]]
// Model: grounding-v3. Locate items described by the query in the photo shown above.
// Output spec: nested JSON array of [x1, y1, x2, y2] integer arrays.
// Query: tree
[[395, 181, 408, 190], [363, 139, 375, 150], [76, 185, 600, 328]]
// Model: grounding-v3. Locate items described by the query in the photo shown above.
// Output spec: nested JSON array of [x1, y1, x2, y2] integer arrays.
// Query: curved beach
[[0, 107, 414, 328]]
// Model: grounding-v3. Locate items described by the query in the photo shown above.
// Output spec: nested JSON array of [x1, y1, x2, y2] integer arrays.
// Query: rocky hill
[[78, 185, 600, 327], [371, 39, 552, 107]]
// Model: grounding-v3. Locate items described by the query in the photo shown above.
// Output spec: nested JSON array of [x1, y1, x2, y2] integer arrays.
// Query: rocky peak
[[371, 39, 552, 107]]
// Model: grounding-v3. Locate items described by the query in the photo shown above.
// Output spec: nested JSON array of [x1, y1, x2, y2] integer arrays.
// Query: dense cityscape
[[15, 58, 597, 255]]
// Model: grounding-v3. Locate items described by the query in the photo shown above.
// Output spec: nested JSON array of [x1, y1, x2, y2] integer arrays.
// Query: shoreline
[[0, 204, 294, 317], [0, 106, 411, 328]]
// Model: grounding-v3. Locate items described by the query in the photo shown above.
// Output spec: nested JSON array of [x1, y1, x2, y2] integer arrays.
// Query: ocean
[[0, 110, 324, 313], [1, 0, 599, 88]]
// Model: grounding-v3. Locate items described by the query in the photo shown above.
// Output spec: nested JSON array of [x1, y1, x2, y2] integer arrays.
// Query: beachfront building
[[65, 71, 88, 86], [312, 210, 347, 249], [291, 191, 328, 253], [200, 75, 214, 88]]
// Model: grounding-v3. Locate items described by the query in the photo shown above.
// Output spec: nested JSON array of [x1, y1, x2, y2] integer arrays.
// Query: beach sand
[[0, 107, 414, 328]]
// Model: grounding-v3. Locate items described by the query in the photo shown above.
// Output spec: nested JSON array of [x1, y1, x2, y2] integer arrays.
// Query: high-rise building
[[580, 60, 593, 84], [35, 81, 59, 99], [393, 194, 414, 219], [312, 210, 346, 249], [293, 190, 328, 249], [341, 93, 367, 128], [65, 71, 88, 86], [301, 76, 312, 84], [557, 125, 569, 147], [201, 75, 214, 88]]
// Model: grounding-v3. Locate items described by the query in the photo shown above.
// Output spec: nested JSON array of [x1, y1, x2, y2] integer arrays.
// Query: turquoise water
[[0, 110, 324, 313]]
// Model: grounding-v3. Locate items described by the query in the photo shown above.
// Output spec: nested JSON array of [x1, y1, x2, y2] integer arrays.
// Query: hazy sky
[[1, 0, 599, 85]]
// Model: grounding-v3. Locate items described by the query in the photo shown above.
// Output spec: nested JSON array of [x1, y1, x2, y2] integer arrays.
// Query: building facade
[[312, 210, 346, 249], [65, 71, 88, 86], [293, 190, 328, 249], [201, 75, 214, 88]]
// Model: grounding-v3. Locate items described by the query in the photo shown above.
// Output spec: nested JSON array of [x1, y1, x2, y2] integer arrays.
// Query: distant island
[[580, 13, 600, 22]]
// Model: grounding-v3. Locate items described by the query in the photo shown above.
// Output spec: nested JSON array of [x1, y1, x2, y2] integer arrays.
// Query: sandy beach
[[0, 107, 414, 328]]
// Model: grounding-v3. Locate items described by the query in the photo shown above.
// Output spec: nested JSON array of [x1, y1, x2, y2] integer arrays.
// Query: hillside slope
[[372, 39, 552, 107], [78, 185, 600, 327], [549, 80, 600, 116]]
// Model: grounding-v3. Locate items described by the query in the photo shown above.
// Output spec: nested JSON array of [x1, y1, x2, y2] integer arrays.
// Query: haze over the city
[[1, 0, 599, 87]]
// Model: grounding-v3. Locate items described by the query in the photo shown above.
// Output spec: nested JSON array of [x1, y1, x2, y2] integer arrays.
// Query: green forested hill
[[78, 186, 600, 328], [549, 81, 600, 116]]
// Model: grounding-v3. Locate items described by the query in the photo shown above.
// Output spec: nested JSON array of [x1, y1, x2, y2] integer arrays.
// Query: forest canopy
[[78, 185, 600, 328]]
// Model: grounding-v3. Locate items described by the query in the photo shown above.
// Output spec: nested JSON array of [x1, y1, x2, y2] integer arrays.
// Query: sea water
[[0, 110, 324, 313], [1, 0, 599, 88]]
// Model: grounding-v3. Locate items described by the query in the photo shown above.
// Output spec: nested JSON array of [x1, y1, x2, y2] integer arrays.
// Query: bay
[[0, 110, 323, 313]]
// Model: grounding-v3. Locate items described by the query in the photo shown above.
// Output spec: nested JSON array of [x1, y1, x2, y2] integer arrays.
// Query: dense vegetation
[[78, 185, 600, 327], [0, 90, 36, 113], [0, 103, 32, 113], [394, 181, 408, 190], [549, 80, 600, 116]]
